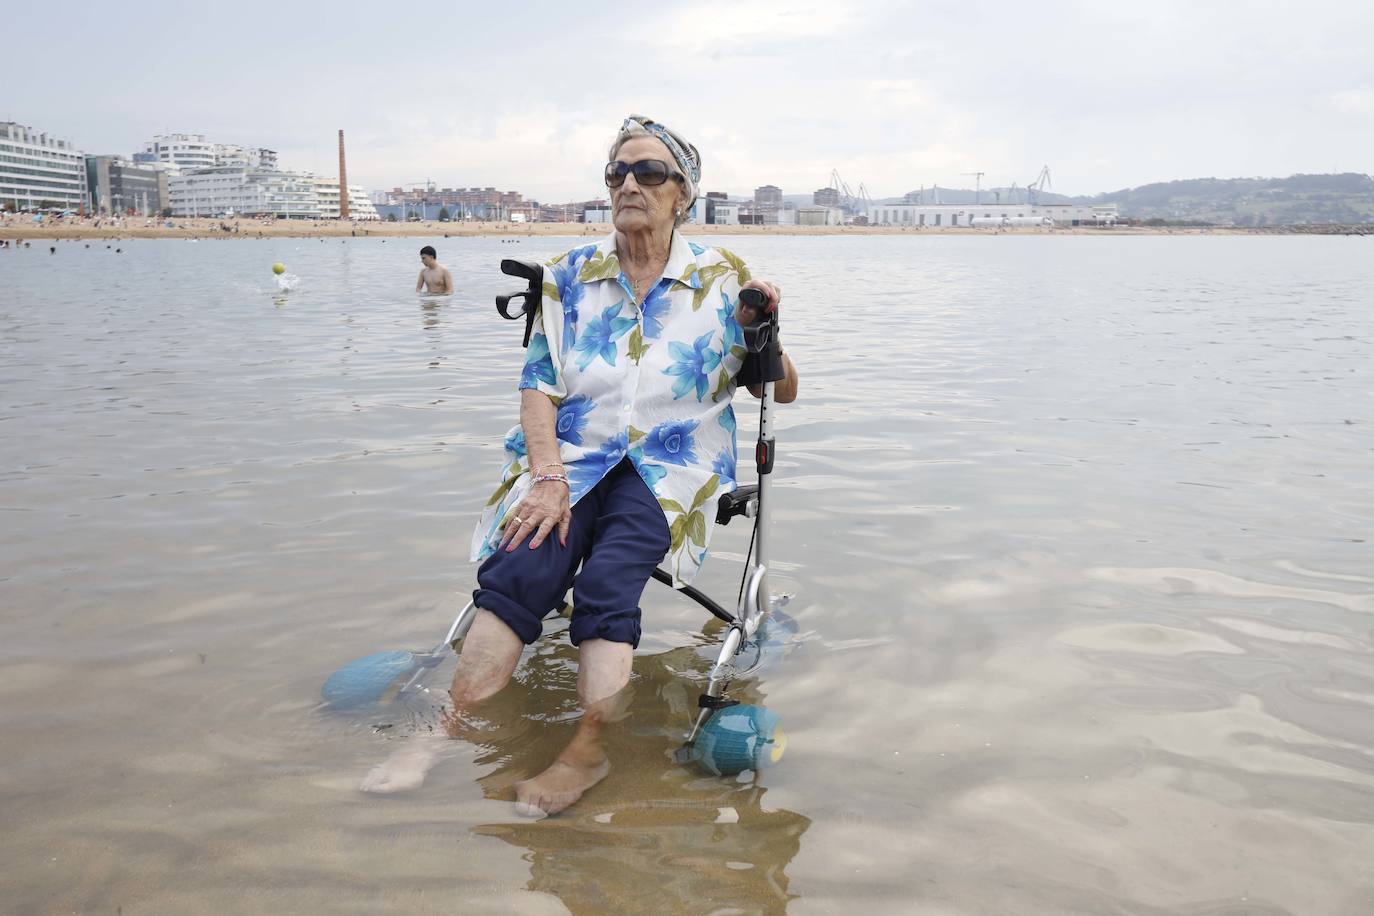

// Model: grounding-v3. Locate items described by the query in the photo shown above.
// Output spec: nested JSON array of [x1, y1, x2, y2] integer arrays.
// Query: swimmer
[[416, 245, 453, 294]]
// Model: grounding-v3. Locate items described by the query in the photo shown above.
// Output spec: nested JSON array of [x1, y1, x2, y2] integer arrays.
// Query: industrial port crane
[[1027, 165, 1052, 205], [827, 168, 873, 219], [961, 171, 986, 205]]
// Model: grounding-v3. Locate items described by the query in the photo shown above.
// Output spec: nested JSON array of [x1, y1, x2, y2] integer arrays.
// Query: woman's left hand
[[736, 278, 781, 326], [736, 277, 799, 403]]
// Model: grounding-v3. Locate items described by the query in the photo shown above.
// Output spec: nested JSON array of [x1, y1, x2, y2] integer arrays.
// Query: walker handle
[[737, 288, 785, 386], [496, 259, 544, 347]]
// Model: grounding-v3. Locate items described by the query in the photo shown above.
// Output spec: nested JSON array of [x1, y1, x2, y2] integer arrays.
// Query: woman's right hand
[[501, 479, 571, 551]]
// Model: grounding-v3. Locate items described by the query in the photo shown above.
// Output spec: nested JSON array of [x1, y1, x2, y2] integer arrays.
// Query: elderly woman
[[362, 115, 799, 813]]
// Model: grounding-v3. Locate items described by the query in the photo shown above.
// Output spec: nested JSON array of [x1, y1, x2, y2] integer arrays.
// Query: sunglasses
[[604, 159, 685, 189]]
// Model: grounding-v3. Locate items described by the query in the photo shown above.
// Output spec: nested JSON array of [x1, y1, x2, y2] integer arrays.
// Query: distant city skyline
[[7, 0, 1373, 202]]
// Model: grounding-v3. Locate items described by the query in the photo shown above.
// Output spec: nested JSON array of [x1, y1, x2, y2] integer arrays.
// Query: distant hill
[[1081, 173, 1374, 225], [745, 173, 1374, 225], [765, 190, 1073, 207], [874, 187, 1076, 206]]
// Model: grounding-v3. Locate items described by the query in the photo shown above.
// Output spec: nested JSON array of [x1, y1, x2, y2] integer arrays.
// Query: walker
[[322, 259, 790, 776]]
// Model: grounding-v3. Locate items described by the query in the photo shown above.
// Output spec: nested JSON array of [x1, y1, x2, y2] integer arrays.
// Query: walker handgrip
[[496, 259, 544, 347], [737, 288, 784, 386], [500, 258, 543, 284]]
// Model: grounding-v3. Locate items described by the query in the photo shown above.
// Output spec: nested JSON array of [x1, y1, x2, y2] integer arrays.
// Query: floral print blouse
[[470, 230, 752, 586]]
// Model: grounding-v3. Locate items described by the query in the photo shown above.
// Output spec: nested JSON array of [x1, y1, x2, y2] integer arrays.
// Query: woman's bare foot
[[510, 640, 629, 817], [359, 739, 442, 794], [513, 755, 611, 817], [359, 610, 523, 795]]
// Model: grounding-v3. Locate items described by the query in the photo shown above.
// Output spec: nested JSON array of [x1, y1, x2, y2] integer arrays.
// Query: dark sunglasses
[[604, 159, 685, 189]]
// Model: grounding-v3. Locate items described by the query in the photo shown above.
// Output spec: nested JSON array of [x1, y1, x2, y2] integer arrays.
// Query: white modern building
[[212, 144, 249, 168], [142, 134, 217, 171], [308, 177, 380, 219], [683, 197, 743, 226], [214, 144, 278, 170], [168, 168, 379, 219], [168, 167, 320, 218], [141, 134, 277, 172], [1, 122, 87, 210], [867, 202, 1118, 227]]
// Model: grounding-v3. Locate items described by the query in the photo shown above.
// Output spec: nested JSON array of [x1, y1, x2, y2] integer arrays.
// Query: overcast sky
[[7, 0, 1373, 201]]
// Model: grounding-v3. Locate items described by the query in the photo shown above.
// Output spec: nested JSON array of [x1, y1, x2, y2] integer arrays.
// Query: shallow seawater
[[2, 233, 1372, 914]]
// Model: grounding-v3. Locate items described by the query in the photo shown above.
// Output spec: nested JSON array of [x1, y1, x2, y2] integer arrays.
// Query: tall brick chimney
[[337, 130, 349, 219]]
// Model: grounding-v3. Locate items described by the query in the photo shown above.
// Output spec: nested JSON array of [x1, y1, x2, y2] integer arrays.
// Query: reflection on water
[[339, 614, 809, 912], [420, 296, 444, 331], [444, 629, 809, 914], [2, 235, 1373, 913]]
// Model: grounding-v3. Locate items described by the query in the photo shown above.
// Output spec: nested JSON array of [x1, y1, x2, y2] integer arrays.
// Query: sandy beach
[[0, 214, 1256, 241]]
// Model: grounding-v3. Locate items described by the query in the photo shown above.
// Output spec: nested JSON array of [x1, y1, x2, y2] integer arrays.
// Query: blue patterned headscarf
[[611, 115, 701, 214]]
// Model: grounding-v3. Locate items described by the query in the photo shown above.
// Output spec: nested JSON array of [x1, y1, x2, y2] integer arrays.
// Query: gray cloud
[[7, 0, 1372, 200]]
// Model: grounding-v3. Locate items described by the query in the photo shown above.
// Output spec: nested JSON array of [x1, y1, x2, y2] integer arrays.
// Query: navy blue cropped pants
[[474, 459, 672, 648]]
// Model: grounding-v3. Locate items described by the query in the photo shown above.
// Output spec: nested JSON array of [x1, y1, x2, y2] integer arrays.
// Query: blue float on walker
[[321, 650, 423, 710], [693, 705, 786, 775]]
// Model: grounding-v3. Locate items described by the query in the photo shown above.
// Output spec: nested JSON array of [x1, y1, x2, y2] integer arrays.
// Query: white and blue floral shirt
[[470, 230, 752, 586]]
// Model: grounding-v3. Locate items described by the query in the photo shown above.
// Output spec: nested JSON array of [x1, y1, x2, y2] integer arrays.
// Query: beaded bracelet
[[534, 462, 565, 473], [534, 473, 570, 486]]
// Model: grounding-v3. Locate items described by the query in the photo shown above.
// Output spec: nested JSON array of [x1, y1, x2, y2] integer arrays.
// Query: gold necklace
[[629, 271, 656, 303]]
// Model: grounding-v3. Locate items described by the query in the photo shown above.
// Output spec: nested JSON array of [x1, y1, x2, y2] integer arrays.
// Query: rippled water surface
[[3, 234, 1373, 914]]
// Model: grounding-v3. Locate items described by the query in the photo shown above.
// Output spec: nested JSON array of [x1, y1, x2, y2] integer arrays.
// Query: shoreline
[[1, 217, 1369, 241]]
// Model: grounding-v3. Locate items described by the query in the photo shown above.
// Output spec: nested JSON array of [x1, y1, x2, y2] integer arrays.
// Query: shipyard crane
[[827, 168, 851, 200], [1027, 165, 1052, 205], [961, 171, 986, 205], [855, 181, 873, 213], [827, 168, 874, 220]]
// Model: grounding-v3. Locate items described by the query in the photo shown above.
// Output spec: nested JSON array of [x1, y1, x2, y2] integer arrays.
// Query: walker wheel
[[693, 705, 786, 776], [321, 650, 421, 710]]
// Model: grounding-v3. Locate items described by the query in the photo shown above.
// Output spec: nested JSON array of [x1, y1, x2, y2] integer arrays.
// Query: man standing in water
[[416, 246, 454, 294]]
